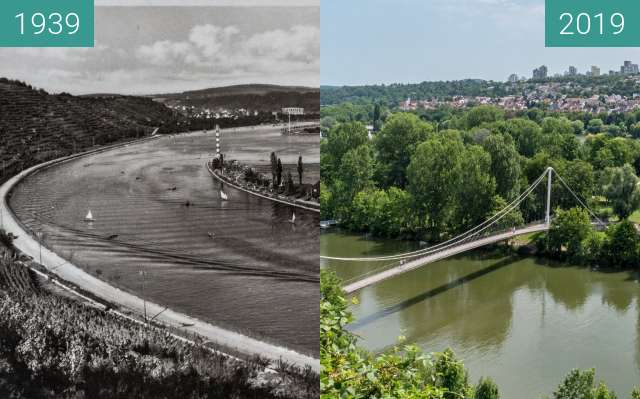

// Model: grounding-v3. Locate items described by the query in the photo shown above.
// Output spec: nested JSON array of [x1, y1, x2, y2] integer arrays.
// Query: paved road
[[343, 224, 550, 294], [0, 142, 319, 372]]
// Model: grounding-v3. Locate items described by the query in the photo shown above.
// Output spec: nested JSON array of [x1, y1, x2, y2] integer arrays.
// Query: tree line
[[320, 74, 640, 106], [321, 105, 640, 263]]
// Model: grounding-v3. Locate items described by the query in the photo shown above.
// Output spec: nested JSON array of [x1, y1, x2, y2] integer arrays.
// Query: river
[[10, 126, 319, 357], [321, 229, 640, 398]]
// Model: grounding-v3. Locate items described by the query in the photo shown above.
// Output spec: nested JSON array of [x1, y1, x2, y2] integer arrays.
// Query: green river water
[[321, 229, 640, 398]]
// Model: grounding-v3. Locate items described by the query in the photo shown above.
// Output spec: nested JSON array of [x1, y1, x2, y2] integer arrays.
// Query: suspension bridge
[[321, 167, 604, 294]]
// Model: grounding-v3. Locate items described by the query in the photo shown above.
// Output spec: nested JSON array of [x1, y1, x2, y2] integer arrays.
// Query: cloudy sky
[[322, 0, 640, 85], [0, 5, 318, 94]]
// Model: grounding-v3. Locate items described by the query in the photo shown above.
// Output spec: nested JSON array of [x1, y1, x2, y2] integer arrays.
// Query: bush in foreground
[[321, 269, 640, 398]]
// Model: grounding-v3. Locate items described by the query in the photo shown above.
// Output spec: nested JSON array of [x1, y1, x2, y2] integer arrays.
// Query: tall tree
[[372, 103, 381, 132], [461, 105, 504, 130], [323, 122, 369, 184], [375, 113, 433, 188], [276, 158, 283, 187], [502, 118, 543, 158], [285, 172, 294, 195], [601, 164, 640, 219], [297, 155, 304, 186], [270, 152, 277, 187], [334, 144, 375, 221], [546, 207, 592, 259], [601, 220, 640, 268], [480, 134, 521, 201], [455, 145, 496, 231], [407, 131, 466, 240]]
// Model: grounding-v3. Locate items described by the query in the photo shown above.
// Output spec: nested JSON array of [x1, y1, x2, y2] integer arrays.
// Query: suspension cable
[[322, 168, 548, 262], [552, 169, 605, 226]]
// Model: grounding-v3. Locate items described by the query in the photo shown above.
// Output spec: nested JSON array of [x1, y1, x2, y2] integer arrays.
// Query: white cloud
[[136, 23, 319, 78], [137, 40, 193, 65], [0, 11, 319, 94]]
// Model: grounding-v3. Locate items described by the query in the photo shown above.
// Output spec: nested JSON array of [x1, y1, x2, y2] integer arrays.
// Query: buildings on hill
[[533, 65, 548, 80]]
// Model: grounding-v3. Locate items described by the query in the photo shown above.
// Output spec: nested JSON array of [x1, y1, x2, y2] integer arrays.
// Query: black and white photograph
[[0, 1, 319, 398]]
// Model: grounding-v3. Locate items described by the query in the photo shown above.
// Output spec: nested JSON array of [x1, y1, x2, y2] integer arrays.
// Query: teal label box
[[0, 0, 94, 47], [546, 0, 640, 47]]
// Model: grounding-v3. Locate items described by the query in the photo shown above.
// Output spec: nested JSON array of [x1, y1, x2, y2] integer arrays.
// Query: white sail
[[220, 190, 228, 201], [85, 210, 94, 221], [291, 212, 296, 224]]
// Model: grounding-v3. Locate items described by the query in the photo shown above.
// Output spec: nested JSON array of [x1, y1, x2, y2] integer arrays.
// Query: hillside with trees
[[321, 75, 640, 106], [155, 84, 320, 114], [0, 78, 177, 184]]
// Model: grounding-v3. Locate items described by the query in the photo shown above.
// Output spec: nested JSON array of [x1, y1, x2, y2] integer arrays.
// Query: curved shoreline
[[0, 135, 319, 372], [206, 162, 320, 213]]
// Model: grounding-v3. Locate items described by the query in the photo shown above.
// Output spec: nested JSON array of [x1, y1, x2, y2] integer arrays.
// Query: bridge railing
[[339, 220, 547, 287]]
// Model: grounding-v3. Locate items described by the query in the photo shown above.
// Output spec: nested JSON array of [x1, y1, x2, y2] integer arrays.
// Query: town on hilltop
[[399, 60, 640, 114]]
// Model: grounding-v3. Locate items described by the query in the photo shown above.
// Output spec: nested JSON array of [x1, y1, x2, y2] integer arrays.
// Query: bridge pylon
[[545, 167, 552, 225]]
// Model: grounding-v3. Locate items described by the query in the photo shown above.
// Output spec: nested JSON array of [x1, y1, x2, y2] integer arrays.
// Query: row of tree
[[321, 75, 640, 106], [538, 207, 640, 268], [270, 152, 305, 187], [321, 107, 640, 249]]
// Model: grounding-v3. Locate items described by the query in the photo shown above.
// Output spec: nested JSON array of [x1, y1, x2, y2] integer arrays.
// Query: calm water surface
[[322, 230, 640, 398], [11, 127, 319, 356]]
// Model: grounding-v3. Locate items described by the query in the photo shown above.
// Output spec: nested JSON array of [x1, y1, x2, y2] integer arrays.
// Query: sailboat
[[219, 183, 228, 201], [85, 210, 95, 222], [290, 212, 296, 224]]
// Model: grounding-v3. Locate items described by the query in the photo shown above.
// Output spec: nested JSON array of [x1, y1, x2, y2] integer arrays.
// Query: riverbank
[[207, 162, 320, 213], [321, 229, 640, 397], [1, 135, 320, 372]]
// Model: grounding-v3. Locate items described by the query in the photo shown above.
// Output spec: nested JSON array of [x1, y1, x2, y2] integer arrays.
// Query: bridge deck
[[343, 223, 549, 294]]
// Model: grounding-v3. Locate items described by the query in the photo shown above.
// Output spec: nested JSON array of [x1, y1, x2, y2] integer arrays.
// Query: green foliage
[[349, 187, 415, 237], [407, 131, 495, 240], [321, 103, 640, 267], [319, 182, 333, 220], [544, 208, 592, 260], [320, 270, 476, 399], [474, 377, 499, 399], [502, 118, 543, 157], [322, 122, 369, 183], [480, 134, 521, 201], [552, 369, 617, 399], [553, 368, 595, 399], [321, 271, 640, 398], [600, 220, 640, 268], [460, 105, 504, 130], [600, 164, 640, 219], [375, 113, 433, 188], [434, 349, 471, 399]]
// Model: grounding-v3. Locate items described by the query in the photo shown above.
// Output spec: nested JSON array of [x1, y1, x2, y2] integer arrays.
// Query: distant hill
[[153, 84, 320, 113], [320, 80, 505, 106], [0, 78, 176, 182]]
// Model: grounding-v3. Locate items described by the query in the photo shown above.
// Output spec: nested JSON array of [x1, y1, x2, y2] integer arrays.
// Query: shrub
[[475, 377, 499, 399]]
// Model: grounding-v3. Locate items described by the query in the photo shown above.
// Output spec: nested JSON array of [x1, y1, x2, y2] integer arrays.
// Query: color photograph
[[321, 0, 640, 398]]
